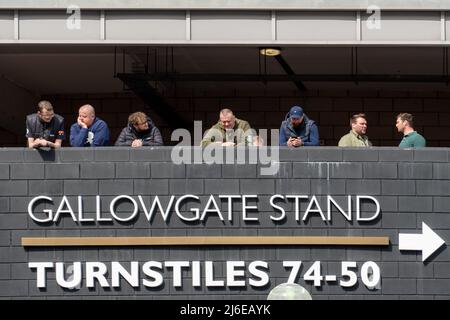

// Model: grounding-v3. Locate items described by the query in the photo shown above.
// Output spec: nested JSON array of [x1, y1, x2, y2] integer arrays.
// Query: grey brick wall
[[0, 147, 449, 300]]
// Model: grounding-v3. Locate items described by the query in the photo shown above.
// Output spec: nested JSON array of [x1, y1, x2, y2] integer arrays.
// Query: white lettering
[[27, 196, 53, 222], [249, 261, 269, 287], [56, 262, 82, 289], [26, 194, 382, 224], [192, 261, 201, 287], [283, 261, 302, 283], [53, 196, 77, 222], [165, 261, 190, 287], [327, 195, 352, 221], [219, 195, 241, 221], [356, 195, 381, 221], [226, 261, 246, 287], [78, 196, 94, 222], [109, 195, 138, 222], [205, 261, 224, 287], [111, 261, 139, 287], [270, 195, 286, 221], [142, 261, 163, 287], [242, 195, 258, 221], [285, 195, 308, 221], [96, 195, 112, 221], [140, 195, 175, 222], [303, 195, 326, 221], [29, 262, 53, 288], [86, 262, 109, 288], [200, 195, 224, 221], [175, 195, 200, 221]]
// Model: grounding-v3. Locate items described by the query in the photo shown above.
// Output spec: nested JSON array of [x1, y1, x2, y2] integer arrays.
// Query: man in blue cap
[[279, 106, 319, 147]]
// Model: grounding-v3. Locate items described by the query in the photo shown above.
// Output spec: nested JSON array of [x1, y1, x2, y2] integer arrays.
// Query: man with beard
[[115, 111, 163, 147], [279, 106, 319, 147], [395, 113, 426, 148], [338, 113, 372, 147], [26, 100, 65, 149]]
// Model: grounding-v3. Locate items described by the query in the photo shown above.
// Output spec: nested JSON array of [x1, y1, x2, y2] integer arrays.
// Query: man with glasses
[[338, 113, 372, 147], [26, 100, 65, 148], [115, 111, 163, 147]]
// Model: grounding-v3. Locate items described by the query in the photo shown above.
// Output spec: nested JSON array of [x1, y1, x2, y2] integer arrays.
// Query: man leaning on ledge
[[26, 100, 64, 149], [115, 111, 163, 147], [201, 108, 253, 147]]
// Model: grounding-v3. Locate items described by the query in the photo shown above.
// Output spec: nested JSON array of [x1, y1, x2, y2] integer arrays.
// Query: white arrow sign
[[399, 222, 446, 262]]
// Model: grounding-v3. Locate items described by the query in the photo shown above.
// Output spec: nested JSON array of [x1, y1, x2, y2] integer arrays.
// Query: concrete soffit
[[1, 1, 450, 45], [1, 0, 450, 11]]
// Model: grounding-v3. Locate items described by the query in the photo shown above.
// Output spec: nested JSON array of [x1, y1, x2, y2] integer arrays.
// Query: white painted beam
[[1, 0, 450, 11], [0, 9, 447, 45]]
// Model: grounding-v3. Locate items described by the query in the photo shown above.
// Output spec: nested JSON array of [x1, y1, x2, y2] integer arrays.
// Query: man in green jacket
[[201, 108, 254, 147], [338, 113, 372, 147], [396, 113, 426, 148]]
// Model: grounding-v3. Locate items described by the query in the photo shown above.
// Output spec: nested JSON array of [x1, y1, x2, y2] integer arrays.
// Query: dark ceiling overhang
[[118, 73, 192, 130], [117, 73, 450, 83]]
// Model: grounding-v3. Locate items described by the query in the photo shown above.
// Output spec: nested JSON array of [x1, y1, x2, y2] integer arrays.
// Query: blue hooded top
[[279, 112, 319, 146], [70, 117, 110, 147]]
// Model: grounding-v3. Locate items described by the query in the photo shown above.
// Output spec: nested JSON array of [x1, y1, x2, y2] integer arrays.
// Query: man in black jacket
[[26, 100, 65, 149], [115, 111, 163, 147]]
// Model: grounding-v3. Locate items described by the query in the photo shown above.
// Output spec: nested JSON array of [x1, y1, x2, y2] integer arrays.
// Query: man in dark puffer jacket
[[115, 111, 163, 147]]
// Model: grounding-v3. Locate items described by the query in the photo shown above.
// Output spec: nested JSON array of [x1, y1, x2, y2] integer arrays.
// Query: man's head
[[128, 112, 149, 132], [396, 113, 414, 133], [78, 104, 96, 128], [289, 106, 304, 127], [350, 113, 368, 136], [219, 108, 236, 129], [37, 100, 54, 123]]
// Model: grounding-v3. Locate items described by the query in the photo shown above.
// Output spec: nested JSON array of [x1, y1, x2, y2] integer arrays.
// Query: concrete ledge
[[0, 146, 447, 163]]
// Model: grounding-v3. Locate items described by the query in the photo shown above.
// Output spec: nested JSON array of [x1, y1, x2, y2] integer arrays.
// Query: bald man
[[70, 104, 110, 147]]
